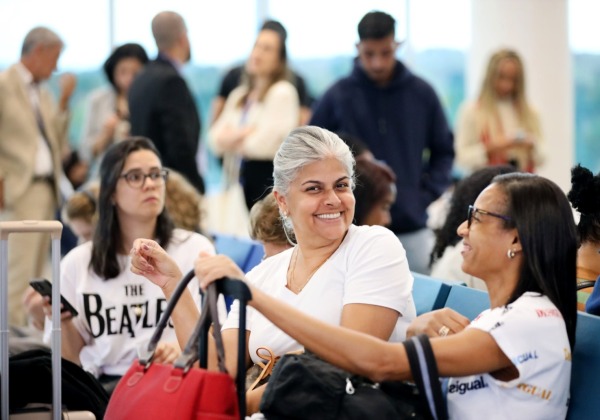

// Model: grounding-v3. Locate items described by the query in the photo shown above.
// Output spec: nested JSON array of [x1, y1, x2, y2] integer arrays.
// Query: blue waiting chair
[[567, 311, 600, 419], [411, 272, 453, 315], [443, 284, 490, 320], [213, 233, 265, 273], [213, 233, 264, 312]]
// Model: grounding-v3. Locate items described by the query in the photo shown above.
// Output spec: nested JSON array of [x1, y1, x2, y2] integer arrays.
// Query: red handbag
[[105, 272, 251, 419]]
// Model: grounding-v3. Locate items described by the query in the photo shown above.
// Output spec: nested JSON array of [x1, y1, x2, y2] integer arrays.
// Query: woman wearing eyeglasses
[[40, 137, 215, 394], [196, 172, 576, 419]]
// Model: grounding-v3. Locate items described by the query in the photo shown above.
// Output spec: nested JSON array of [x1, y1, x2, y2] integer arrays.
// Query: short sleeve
[[469, 295, 569, 385], [343, 227, 413, 317]]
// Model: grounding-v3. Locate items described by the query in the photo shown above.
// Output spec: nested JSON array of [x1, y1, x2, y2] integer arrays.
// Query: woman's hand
[[59, 72, 77, 111], [406, 308, 470, 338], [40, 295, 75, 323], [130, 239, 182, 291], [153, 341, 181, 365], [216, 126, 253, 152], [23, 286, 46, 330], [194, 251, 246, 290]]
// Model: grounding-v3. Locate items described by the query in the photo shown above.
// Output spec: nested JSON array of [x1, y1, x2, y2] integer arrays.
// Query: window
[[570, 0, 600, 173]]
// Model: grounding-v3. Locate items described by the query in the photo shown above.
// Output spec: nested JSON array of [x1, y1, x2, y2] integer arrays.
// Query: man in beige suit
[[0, 27, 75, 326]]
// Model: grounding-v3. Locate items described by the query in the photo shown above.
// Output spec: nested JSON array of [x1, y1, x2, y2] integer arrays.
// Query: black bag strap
[[176, 283, 227, 372], [138, 269, 196, 365], [404, 334, 448, 420]]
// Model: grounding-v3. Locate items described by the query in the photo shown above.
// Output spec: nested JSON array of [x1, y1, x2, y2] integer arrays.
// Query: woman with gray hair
[[130, 126, 416, 415]]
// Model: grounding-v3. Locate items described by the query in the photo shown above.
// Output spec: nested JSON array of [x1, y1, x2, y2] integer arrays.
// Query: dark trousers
[[241, 159, 274, 210]]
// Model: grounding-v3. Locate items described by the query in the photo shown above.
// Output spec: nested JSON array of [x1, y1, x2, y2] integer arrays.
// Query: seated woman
[[131, 126, 416, 414], [429, 165, 516, 289], [164, 168, 204, 234], [249, 191, 293, 259], [567, 164, 600, 311], [353, 158, 396, 227], [196, 172, 577, 419], [62, 182, 100, 244], [41, 137, 215, 394]]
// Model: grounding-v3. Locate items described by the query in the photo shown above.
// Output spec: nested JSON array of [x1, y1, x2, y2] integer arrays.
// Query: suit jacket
[[128, 56, 204, 193], [0, 64, 67, 208]]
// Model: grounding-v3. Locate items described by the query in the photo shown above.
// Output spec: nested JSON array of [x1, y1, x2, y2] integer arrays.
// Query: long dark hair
[[238, 25, 290, 106], [90, 137, 174, 279], [494, 173, 577, 347], [430, 165, 516, 267]]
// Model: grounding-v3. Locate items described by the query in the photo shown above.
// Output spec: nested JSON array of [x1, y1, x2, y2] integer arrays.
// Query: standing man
[[0, 26, 75, 326], [129, 11, 204, 194], [310, 11, 454, 274]]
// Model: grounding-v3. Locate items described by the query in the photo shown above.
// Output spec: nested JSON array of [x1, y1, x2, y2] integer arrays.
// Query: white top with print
[[45, 229, 215, 377], [447, 292, 571, 420]]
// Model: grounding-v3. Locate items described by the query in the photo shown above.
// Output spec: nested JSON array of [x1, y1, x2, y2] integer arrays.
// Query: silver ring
[[438, 325, 450, 337]]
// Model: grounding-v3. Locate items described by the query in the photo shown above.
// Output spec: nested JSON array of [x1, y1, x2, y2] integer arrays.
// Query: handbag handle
[[138, 269, 197, 366], [174, 282, 228, 373], [404, 334, 448, 420]]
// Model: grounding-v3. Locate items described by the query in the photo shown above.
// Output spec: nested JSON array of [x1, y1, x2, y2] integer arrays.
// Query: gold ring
[[438, 325, 450, 337]]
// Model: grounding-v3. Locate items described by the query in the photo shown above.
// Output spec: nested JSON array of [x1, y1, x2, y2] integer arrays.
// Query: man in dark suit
[[129, 11, 204, 193]]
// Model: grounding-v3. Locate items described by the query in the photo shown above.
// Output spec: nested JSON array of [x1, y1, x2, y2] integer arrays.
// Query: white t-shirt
[[223, 224, 416, 364], [447, 292, 571, 420], [48, 229, 215, 377]]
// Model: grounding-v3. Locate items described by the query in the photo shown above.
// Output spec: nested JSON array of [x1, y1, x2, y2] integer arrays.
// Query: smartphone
[[29, 278, 79, 317]]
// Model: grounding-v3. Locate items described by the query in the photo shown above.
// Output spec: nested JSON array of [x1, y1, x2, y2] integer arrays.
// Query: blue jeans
[[397, 228, 435, 275]]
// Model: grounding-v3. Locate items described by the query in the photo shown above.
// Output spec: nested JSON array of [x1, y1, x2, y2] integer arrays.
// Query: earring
[[507, 249, 515, 259]]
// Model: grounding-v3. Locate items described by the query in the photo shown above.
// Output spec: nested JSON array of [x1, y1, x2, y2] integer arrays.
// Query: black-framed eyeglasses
[[467, 205, 512, 228], [119, 168, 169, 189]]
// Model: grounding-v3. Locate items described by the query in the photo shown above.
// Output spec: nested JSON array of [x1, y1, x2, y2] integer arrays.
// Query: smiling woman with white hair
[[197, 172, 577, 420], [131, 126, 416, 415]]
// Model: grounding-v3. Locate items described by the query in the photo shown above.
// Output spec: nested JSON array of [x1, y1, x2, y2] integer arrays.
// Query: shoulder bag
[[260, 334, 447, 420]]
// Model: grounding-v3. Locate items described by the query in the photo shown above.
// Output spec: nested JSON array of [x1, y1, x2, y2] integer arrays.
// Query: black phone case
[[30, 278, 79, 317]]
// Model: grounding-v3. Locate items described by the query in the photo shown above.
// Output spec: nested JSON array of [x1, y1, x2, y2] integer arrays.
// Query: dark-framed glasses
[[120, 168, 169, 189], [467, 205, 512, 228]]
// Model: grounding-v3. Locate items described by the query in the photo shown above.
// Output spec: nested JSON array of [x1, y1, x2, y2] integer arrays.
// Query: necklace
[[286, 247, 331, 294]]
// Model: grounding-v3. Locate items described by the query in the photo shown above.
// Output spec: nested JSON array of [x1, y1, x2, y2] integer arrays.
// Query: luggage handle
[[1, 220, 63, 420], [0, 220, 63, 239]]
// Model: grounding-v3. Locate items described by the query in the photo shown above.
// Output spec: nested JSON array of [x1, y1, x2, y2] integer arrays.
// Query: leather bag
[[260, 334, 447, 420], [105, 272, 251, 420]]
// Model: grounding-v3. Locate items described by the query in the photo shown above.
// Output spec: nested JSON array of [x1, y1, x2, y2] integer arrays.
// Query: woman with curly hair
[[164, 169, 203, 233], [430, 165, 516, 289], [567, 164, 600, 311], [249, 191, 293, 259]]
